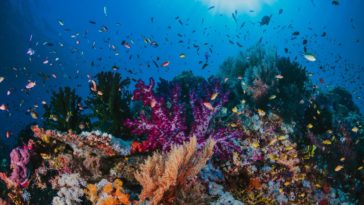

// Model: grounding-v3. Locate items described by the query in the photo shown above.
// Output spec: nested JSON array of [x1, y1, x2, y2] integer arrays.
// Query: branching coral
[[86, 72, 131, 139], [43, 87, 89, 133], [125, 77, 241, 158], [135, 136, 215, 205]]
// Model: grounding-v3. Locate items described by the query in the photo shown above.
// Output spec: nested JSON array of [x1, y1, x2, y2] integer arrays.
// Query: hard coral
[[135, 136, 215, 205]]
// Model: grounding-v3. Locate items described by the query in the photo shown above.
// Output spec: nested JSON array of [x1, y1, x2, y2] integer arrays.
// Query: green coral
[[86, 72, 131, 139], [43, 87, 89, 133]]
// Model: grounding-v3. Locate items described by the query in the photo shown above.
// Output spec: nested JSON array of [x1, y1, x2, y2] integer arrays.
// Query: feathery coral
[[134, 136, 215, 205]]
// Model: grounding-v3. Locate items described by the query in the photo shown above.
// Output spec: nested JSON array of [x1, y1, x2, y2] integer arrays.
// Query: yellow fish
[[257, 109, 266, 117], [303, 53, 317, 62], [352, 127, 359, 133], [210, 92, 219, 100], [322, 140, 332, 145], [334, 165, 344, 172], [307, 123, 313, 129], [232, 106, 238, 113]]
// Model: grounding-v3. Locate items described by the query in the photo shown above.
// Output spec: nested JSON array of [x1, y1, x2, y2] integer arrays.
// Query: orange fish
[[90, 80, 97, 92], [150, 99, 157, 108], [26, 81, 36, 89], [0, 104, 7, 111], [203, 102, 214, 111], [161, 61, 170, 67], [6, 131, 11, 138]]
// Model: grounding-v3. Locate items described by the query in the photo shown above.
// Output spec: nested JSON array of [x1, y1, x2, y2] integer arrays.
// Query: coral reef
[[86, 72, 132, 139], [0, 45, 363, 204], [43, 87, 89, 133], [135, 136, 215, 205]]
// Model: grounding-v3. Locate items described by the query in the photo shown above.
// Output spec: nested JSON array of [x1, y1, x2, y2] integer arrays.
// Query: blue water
[[1, 0, 363, 149]]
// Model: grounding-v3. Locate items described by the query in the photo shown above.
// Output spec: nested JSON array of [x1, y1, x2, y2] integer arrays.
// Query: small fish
[[103, 6, 108, 16], [79, 122, 86, 130], [161, 61, 170, 67], [269, 95, 277, 100], [275, 74, 284, 79], [0, 104, 7, 111], [98, 25, 109, 32], [322, 139, 332, 145], [340, 157, 345, 162], [334, 165, 344, 172], [210, 92, 219, 100], [203, 102, 214, 110], [352, 127, 359, 133], [208, 6, 215, 10], [0, 76, 4, 83], [97, 91, 103, 96], [122, 41, 131, 49], [26, 48, 35, 56], [179, 53, 186, 58], [150, 99, 157, 108], [307, 123, 314, 129], [232, 106, 238, 113], [26, 81, 36, 89], [112, 65, 119, 71], [304, 53, 317, 62], [257, 109, 266, 117], [6, 131, 11, 138], [201, 63, 208, 69], [49, 115, 58, 122], [58, 19, 64, 26], [30, 111, 38, 119], [90, 80, 97, 92]]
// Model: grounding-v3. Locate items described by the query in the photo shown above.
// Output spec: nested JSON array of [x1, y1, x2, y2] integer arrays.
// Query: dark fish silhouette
[[260, 15, 272, 26]]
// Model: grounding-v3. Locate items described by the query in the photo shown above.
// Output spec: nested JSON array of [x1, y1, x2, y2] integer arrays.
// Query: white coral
[[52, 173, 86, 205]]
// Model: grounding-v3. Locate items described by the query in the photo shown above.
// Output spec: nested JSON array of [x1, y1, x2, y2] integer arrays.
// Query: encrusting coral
[[135, 136, 215, 205]]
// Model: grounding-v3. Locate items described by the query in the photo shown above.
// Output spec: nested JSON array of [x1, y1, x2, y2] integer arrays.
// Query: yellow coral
[[84, 179, 130, 205], [85, 184, 98, 203], [113, 179, 123, 190]]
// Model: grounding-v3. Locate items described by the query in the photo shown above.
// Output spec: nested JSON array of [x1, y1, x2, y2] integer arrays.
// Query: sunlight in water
[[200, 0, 276, 14]]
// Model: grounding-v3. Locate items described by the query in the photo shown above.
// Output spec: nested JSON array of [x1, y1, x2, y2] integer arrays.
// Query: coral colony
[[0, 46, 363, 204]]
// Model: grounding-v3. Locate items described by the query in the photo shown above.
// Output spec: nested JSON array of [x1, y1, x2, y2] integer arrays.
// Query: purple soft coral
[[0, 146, 30, 188], [125, 77, 242, 159]]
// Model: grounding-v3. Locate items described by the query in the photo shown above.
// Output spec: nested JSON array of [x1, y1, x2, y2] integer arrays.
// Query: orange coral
[[85, 179, 130, 205], [135, 136, 215, 205]]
